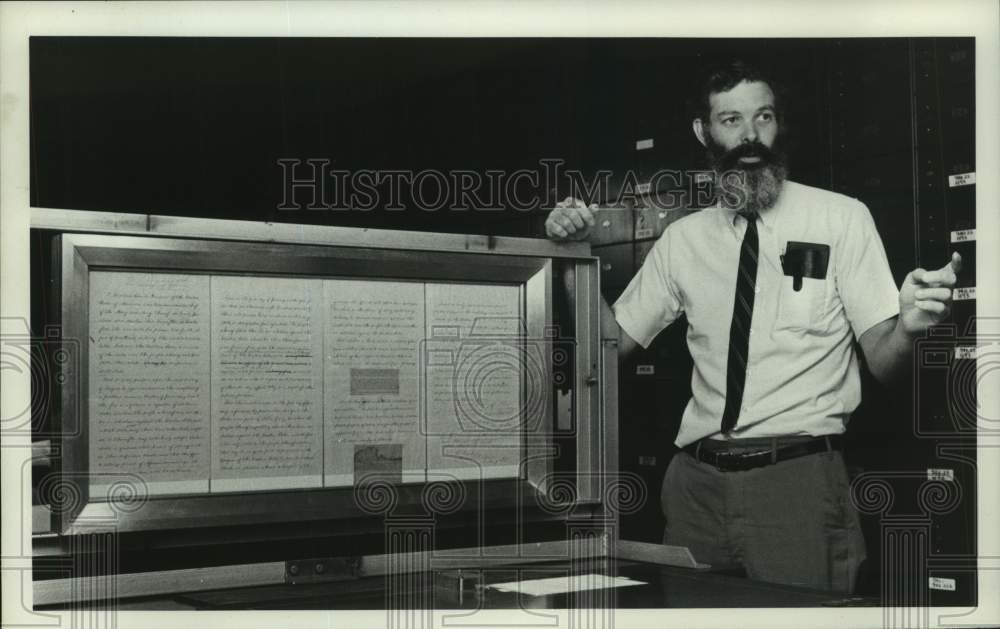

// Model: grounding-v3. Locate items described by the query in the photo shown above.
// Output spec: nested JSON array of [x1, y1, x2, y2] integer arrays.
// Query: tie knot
[[740, 211, 759, 222]]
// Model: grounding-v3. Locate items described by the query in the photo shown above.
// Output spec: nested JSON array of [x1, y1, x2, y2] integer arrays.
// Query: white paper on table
[[486, 573, 647, 597]]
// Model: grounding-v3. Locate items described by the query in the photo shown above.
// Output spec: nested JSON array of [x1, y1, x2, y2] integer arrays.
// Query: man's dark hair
[[690, 60, 784, 123]]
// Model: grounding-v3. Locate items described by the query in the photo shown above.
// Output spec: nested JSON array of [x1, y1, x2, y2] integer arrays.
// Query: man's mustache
[[718, 141, 780, 170]]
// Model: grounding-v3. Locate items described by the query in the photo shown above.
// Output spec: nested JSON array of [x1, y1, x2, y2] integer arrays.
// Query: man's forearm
[[600, 297, 618, 340], [600, 296, 639, 360], [862, 316, 916, 385]]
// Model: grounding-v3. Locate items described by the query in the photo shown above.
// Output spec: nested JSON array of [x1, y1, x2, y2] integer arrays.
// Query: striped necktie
[[721, 211, 759, 434]]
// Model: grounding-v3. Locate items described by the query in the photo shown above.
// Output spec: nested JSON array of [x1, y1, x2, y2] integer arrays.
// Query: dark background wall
[[29, 36, 977, 602], [29, 37, 839, 230]]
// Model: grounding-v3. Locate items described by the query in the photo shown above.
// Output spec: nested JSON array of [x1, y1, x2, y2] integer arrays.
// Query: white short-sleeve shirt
[[613, 180, 900, 447]]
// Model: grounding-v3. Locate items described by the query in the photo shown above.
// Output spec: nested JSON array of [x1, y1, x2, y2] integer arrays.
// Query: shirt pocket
[[776, 275, 827, 331], [776, 241, 831, 332]]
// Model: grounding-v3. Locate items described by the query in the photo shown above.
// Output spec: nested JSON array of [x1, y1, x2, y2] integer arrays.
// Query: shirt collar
[[723, 182, 788, 230], [728, 208, 774, 229]]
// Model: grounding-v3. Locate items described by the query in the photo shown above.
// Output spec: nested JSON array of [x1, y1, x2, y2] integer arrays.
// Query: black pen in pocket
[[781, 242, 831, 291]]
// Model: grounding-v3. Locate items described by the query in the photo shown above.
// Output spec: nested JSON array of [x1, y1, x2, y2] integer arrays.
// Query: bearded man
[[545, 60, 961, 593]]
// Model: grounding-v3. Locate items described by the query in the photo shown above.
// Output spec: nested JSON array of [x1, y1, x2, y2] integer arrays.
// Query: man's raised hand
[[545, 196, 597, 241], [898, 252, 962, 336]]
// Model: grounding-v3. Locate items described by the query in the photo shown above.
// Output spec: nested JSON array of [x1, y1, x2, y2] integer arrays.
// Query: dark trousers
[[661, 446, 867, 593]]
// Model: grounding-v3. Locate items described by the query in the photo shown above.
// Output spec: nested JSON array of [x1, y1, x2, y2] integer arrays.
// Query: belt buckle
[[714, 451, 745, 472], [704, 449, 726, 471], [723, 449, 768, 471], [697, 444, 769, 472]]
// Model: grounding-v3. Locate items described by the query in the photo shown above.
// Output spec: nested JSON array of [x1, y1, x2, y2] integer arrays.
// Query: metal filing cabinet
[[910, 37, 977, 606], [589, 205, 635, 246], [633, 203, 669, 241], [830, 37, 977, 605], [632, 136, 660, 184], [594, 241, 635, 304], [618, 317, 692, 543]]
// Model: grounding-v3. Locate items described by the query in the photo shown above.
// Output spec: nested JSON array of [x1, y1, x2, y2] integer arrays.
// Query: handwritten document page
[[423, 283, 523, 481], [88, 271, 211, 496], [323, 279, 427, 486], [209, 276, 324, 492], [87, 271, 531, 498]]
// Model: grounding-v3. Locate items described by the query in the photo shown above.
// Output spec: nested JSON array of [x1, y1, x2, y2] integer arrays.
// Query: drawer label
[[954, 287, 976, 301], [929, 577, 956, 591], [950, 229, 975, 242], [954, 346, 977, 360], [927, 468, 954, 481], [948, 172, 975, 187]]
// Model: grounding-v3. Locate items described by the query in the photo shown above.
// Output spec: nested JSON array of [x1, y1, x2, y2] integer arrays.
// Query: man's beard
[[705, 133, 789, 214]]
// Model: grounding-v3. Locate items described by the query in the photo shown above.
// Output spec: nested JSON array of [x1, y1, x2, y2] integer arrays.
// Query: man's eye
[[722, 117, 739, 125], [758, 112, 774, 122]]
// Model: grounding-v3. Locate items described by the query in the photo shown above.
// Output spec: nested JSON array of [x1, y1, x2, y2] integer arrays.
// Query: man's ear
[[692, 118, 707, 147]]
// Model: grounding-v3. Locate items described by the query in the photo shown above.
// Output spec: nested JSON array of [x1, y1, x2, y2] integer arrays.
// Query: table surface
[[134, 558, 878, 610]]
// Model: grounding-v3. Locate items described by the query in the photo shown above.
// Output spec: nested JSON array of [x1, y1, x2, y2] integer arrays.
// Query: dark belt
[[682, 435, 843, 472]]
